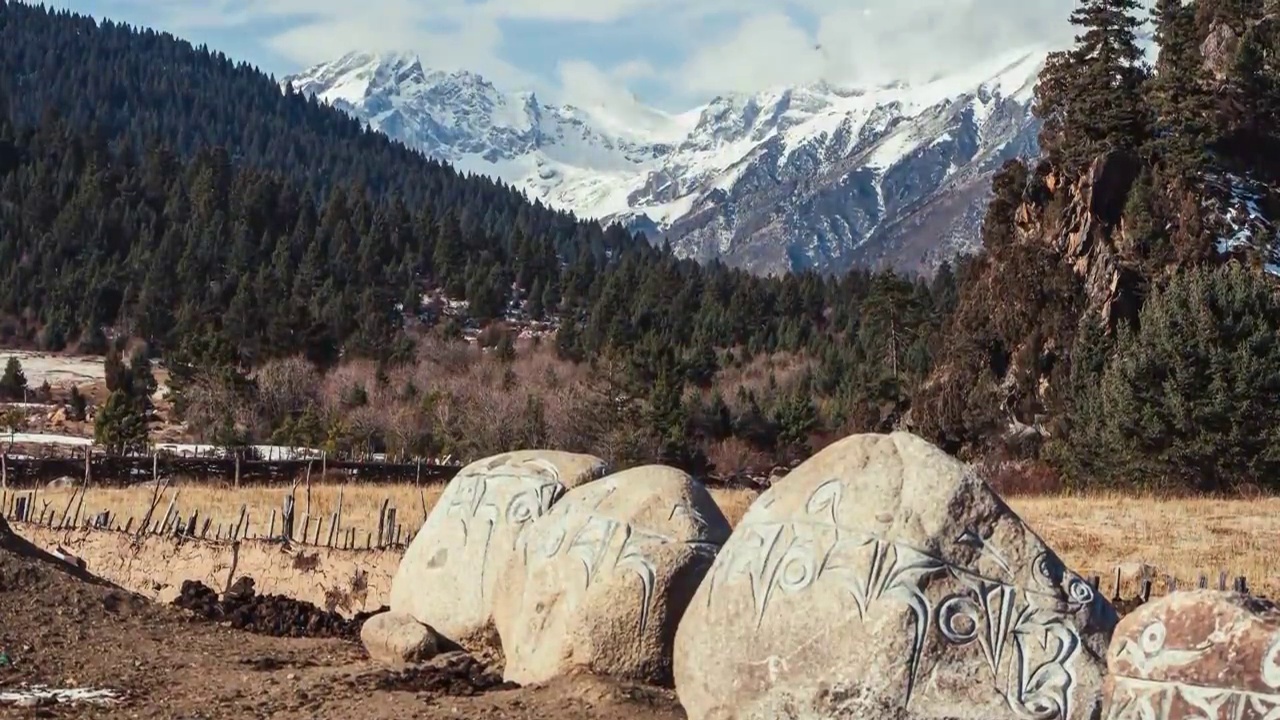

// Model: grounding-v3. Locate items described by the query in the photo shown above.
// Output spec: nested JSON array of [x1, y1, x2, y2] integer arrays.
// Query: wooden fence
[[0, 449, 462, 488], [1, 477, 421, 551]]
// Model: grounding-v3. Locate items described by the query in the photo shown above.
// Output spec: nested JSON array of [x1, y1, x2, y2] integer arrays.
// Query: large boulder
[[1103, 590, 1280, 719], [387, 450, 608, 652], [674, 431, 1116, 720], [493, 465, 731, 686]]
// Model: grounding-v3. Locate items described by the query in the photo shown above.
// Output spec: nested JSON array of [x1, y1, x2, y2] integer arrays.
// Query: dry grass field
[[13, 482, 1280, 599]]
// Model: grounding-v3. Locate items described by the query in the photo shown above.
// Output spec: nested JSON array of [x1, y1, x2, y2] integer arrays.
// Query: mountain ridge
[[283, 49, 1049, 274]]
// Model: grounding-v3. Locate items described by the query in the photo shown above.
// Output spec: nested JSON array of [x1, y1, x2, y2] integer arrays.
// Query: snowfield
[[0, 351, 106, 388]]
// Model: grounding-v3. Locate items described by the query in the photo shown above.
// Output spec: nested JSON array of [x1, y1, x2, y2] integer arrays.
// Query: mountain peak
[[284, 49, 1049, 274]]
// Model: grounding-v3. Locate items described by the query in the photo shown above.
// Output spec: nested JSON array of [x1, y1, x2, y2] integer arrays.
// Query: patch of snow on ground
[[0, 685, 121, 706], [0, 352, 105, 387], [2, 432, 93, 446], [1209, 173, 1280, 275]]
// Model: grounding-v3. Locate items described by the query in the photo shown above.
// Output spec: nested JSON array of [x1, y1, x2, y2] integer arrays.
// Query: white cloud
[[71, 0, 1115, 108], [673, 0, 1084, 100]]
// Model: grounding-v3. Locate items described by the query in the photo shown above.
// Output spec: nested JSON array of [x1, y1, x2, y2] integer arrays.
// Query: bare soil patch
[[0, 517, 686, 719]]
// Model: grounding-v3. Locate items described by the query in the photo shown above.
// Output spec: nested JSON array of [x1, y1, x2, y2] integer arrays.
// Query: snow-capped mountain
[[284, 50, 1047, 275]]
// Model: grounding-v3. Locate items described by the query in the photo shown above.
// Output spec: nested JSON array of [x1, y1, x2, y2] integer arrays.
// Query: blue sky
[[52, 0, 1083, 111]]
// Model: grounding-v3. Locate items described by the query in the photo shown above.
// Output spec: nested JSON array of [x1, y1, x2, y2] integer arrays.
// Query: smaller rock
[[1104, 590, 1280, 718], [361, 611, 441, 665]]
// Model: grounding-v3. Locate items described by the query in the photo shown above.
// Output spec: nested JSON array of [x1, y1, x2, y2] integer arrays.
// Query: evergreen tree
[[1060, 264, 1280, 491], [129, 348, 157, 401], [94, 390, 150, 455], [67, 385, 87, 422], [1148, 0, 1215, 178], [1035, 0, 1151, 172], [0, 357, 26, 400]]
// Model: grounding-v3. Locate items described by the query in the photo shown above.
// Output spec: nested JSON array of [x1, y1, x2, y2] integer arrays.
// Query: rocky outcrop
[[673, 431, 1116, 720], [493, 465, 730, 686], [1103, 590, 1280, 719], [1016, 152, 1142, 328], [385, 450, 609, 653]]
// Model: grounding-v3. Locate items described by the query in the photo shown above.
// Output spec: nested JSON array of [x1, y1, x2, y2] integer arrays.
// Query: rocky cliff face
[[283, 50, 1047, 276], [1015, 153, 1145, 327]]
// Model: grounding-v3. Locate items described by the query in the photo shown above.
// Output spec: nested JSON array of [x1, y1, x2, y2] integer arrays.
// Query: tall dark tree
[[1148, 0, 1216, 178], [1035, 0, 1151, 171]]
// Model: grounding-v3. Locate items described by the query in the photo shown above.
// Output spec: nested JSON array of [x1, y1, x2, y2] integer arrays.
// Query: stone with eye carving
[[1103, 590, 1280, 720]]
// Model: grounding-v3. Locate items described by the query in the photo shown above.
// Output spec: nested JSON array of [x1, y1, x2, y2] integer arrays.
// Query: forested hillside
[[2, 0, 1279, 490], [0, 1, 952, 472], [913, 0, 1280, 491]]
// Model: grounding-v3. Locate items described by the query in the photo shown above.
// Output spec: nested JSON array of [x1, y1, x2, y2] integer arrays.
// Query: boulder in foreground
[[494, 465, 731, 685], [388, 450, 608, 653], [1104, 590, 1280, 719], [673, 431, 1116, 720]]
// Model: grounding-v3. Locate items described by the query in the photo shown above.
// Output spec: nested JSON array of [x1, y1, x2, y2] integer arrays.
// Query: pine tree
[[129, 348, 157, 401], [94, 390, 149, 455], [0, 357, 26, 400], [1148, 0, 1215, 178], [67, 385, 87, 422], [1058, 265, 1280, 491], [1035, 0, 1151, 172]]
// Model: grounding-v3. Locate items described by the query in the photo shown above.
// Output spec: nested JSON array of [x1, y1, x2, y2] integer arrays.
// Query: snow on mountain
[[283, 49, 1048, 275]]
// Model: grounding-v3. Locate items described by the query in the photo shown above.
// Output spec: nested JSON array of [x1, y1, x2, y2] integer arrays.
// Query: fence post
[[335, 485, 343, 539], [377, 498, 390, 547], [282, 494, 295, 541], [1112, 567, 1122, 600]]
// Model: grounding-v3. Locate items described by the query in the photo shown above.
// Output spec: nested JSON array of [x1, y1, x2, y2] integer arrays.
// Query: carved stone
[[493, 465, 731, 686], [388, 450, 608, 652], [673, 431, 1116, 720], [1104, 590, 1280, 719]]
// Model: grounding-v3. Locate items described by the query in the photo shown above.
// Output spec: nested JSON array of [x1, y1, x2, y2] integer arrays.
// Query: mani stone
[[388, 450, 609, 652], [493, 465, 731, 686], [673, 431, 1116, 720], [1103, 590, 1280, 719], [360, 610, 441, 665]]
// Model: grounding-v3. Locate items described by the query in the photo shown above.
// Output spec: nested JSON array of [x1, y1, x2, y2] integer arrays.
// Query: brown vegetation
[[168, 338, 826, 474]]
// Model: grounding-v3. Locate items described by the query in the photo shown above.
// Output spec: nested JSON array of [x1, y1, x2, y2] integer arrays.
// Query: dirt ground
[[0, 517, 686, 720]]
